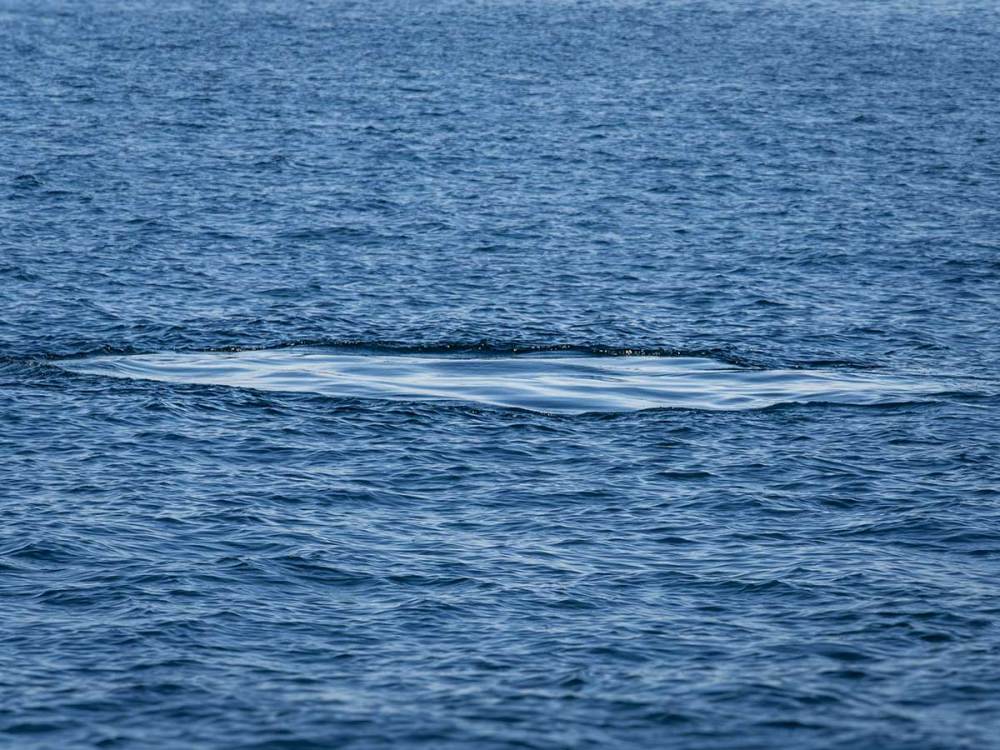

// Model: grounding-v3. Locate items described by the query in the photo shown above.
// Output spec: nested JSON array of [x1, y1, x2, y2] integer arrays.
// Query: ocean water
[[2, 1, 999, 748]]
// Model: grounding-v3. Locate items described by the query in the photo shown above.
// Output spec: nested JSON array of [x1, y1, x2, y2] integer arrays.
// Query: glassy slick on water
[[58, 348, 980, 414]]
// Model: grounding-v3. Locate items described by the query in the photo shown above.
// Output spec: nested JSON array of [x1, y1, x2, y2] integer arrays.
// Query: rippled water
[[3, 1, 1000, 749]]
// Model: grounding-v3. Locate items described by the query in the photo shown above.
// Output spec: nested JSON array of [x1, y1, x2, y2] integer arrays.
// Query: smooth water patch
[[57, 349, 960, 413]]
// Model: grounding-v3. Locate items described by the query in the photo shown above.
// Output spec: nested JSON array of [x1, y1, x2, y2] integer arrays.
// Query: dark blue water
[[3, 1, 1000, 748]]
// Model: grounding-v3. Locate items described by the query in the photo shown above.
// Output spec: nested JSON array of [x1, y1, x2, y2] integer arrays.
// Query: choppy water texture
[[2, 1, 1000, 749]]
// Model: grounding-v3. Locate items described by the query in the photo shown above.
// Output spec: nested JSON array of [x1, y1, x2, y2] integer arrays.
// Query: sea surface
[[2, 1, 999, 748]]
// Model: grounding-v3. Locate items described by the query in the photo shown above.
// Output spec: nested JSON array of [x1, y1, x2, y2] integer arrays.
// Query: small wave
[[201, 339, 751, 362], [53, 347, 981, 415], [11, 340, 759, 368]]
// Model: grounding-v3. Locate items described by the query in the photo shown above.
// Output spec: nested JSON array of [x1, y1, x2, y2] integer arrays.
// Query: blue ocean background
[[2, 1, 999, 748]]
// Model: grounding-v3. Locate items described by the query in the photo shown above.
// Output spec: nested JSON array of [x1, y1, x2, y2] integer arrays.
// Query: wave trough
[[57, 348, 959, 413]]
